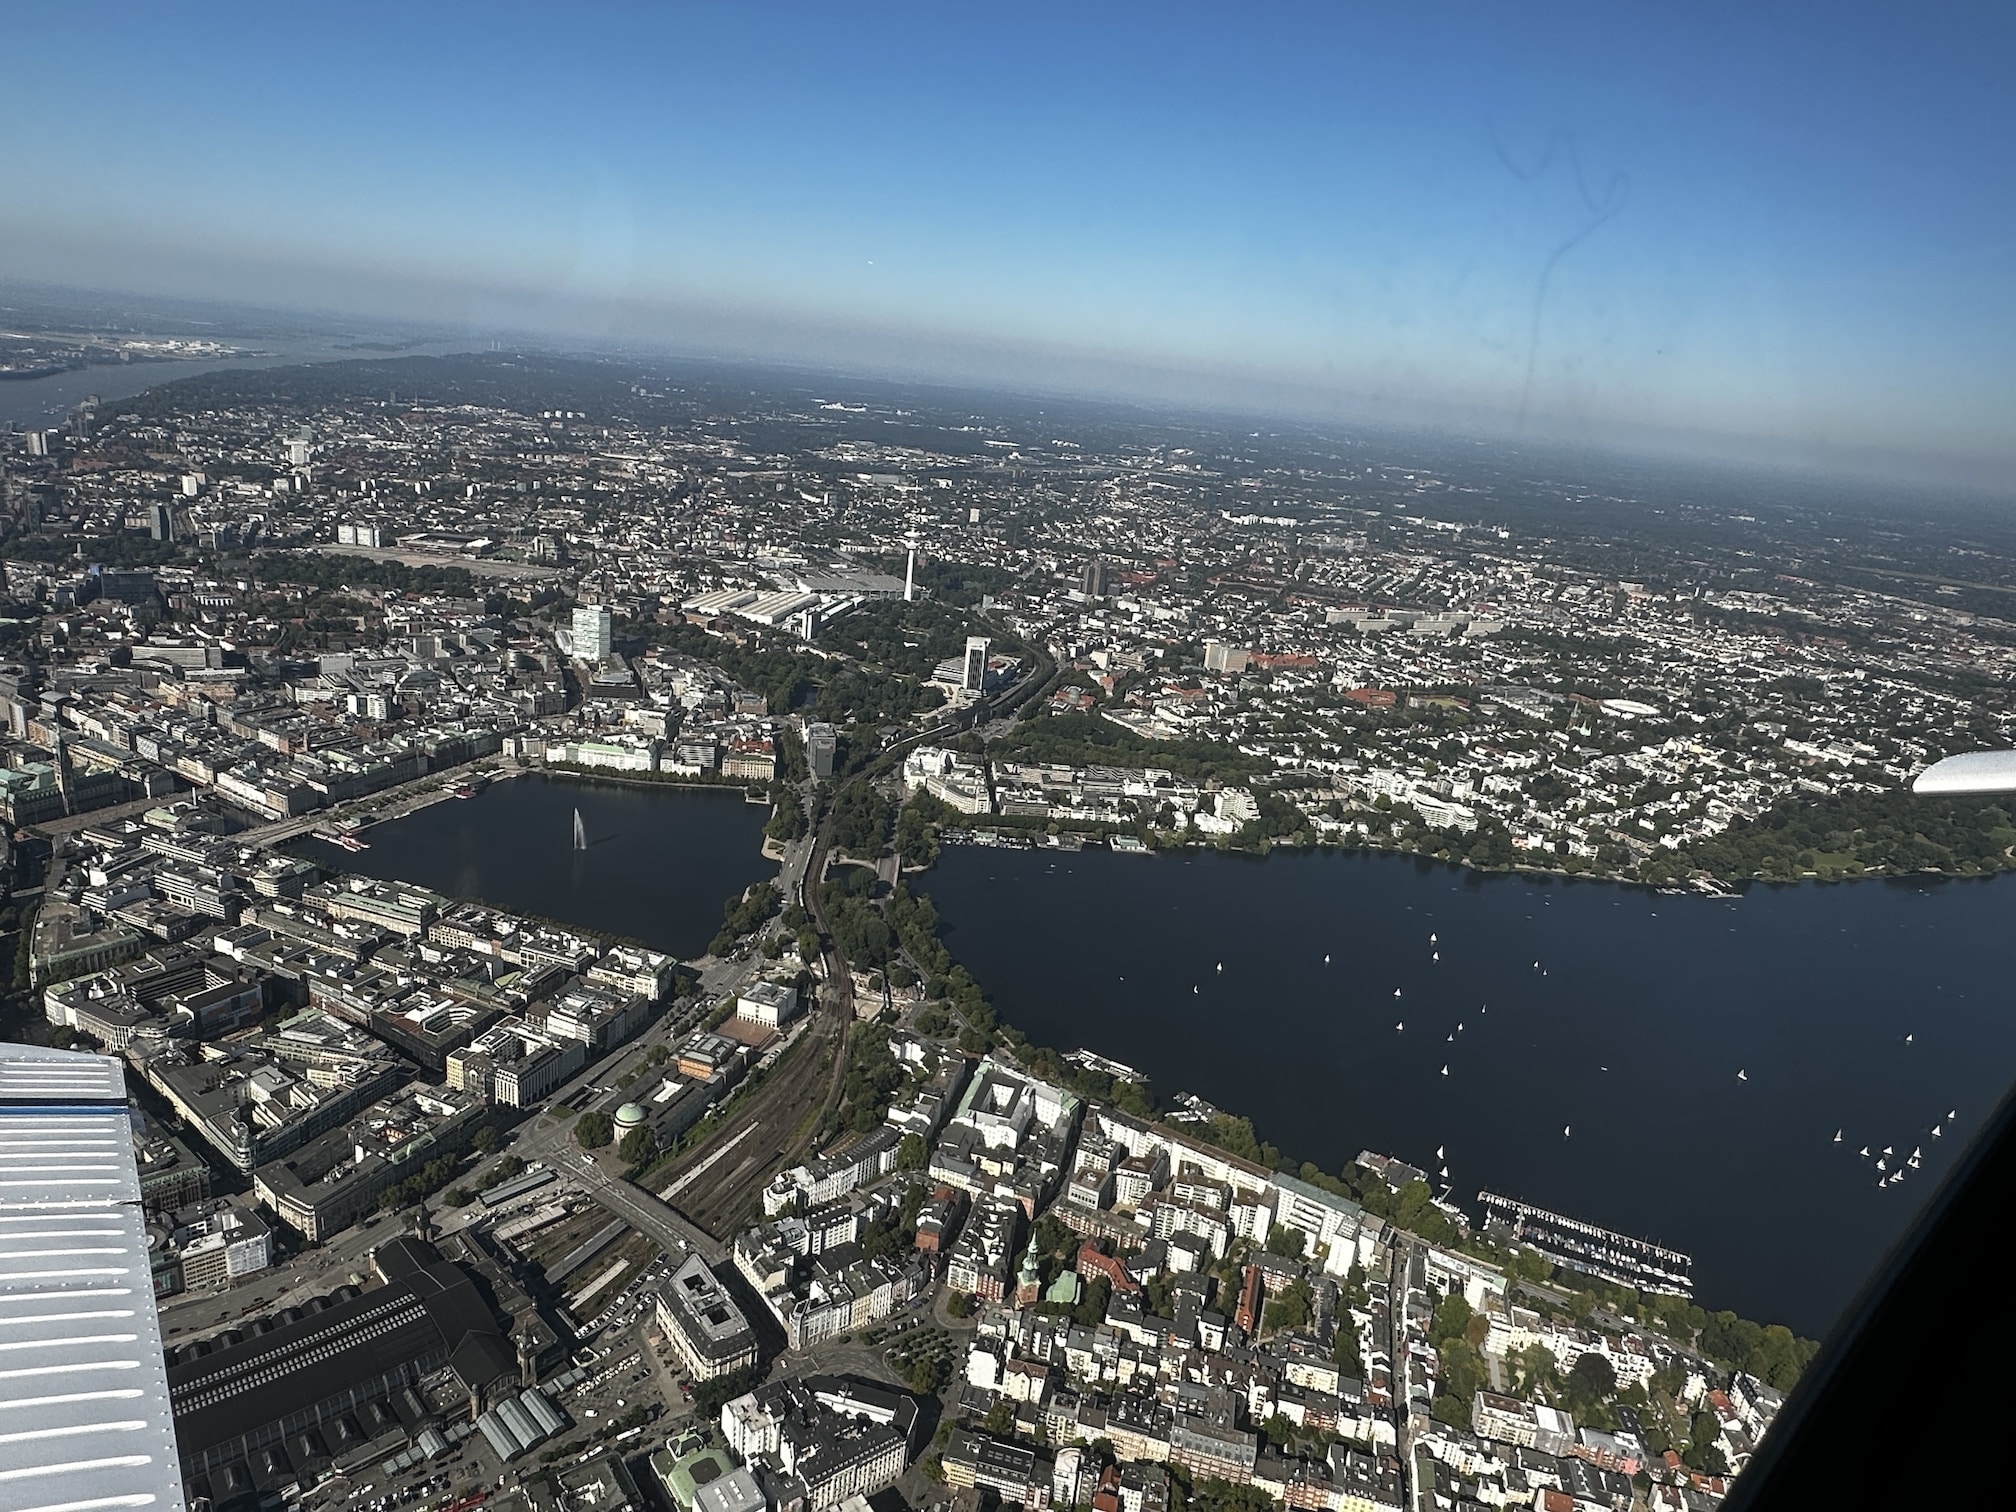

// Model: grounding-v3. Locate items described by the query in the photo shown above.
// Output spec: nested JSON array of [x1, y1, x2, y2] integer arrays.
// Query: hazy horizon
[[9, 272, 2007, 506], [5, 3, 2012, 494], [0, 0, 2007, 497]]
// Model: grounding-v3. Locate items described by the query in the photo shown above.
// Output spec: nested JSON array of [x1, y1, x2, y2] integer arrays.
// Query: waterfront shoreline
[[536, 761, 769, 798], [926, 818, 1974, 895], [533, 763, 785, 867], [916, 838, 2010, 1338], [284, 771, 774, 961]]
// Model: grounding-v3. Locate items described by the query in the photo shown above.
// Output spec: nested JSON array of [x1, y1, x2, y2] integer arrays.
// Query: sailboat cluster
[[1845, 1109, 1956, 1189]]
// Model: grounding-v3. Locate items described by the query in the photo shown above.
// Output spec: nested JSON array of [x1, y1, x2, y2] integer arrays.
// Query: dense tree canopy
[[834, 1025, 908, 1133], [1262, 1278, 1314, 1334], [618, 1126, 658, 1167], [252, 550, 483, 599], [896, 792, 955, 868], [1667, 789, 2016, 882], [709, 882, 781, 955], [1430, 1294, 1473, 1349], [817, 600, 974, 680], [653, 621, 941, 722], [990, 710, 1267, 781], [830, 783, 894, 856], [765, 791, 807, 842]]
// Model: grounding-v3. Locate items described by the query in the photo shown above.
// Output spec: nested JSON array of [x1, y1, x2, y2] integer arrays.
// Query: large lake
[[924, 844, 2015, 1338], [288, 774, 773, 960]]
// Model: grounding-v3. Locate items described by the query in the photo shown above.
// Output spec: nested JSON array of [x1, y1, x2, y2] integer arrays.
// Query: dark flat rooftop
[[168, 1242, 506, 1458]]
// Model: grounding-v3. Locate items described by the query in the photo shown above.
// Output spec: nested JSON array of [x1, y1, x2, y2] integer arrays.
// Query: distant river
[[288, 774, 773, 960], [924, 845, 2016, 1338], [0, 337, 466, 428]]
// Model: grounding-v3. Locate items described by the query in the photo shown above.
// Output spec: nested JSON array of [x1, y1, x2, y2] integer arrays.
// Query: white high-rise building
[[1204, 640, 1250, 674], [572, 603, 614, 662], [962, 636, 990, 694]]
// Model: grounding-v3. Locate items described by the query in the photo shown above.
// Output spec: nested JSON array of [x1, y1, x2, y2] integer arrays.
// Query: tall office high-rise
[[572, 603, 614, 662], [1080, 558, 1108, 597], [962, 636, 991, 694], [804, 721, 837, 780], [1203, 640, 1250, 674]]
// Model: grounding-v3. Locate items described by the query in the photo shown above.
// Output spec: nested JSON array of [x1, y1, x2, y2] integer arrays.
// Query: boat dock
[[1477, 1190, 1694, 1297], [942, 828, 1035, 849], [1065, 1048, 1145, 1083], [1164, 1090, 1225, 1126]]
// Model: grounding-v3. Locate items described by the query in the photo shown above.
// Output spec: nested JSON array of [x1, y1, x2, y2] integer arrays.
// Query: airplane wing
[[1911, 750, 2016, 795], [0, 1044, 186, 1512]]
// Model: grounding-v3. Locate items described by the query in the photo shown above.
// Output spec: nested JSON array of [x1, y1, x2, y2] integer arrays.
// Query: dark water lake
[[289, 774, 772, 960], [291, 770, 2009, 1337], [923, 844, 2016, 1338]]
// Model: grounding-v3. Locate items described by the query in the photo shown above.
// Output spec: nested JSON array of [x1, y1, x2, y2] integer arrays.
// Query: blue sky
[[5, 3, 2013, 479]]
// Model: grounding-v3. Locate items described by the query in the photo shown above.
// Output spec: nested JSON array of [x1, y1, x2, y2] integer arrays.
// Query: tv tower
[[904, 531, 919, 602]]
